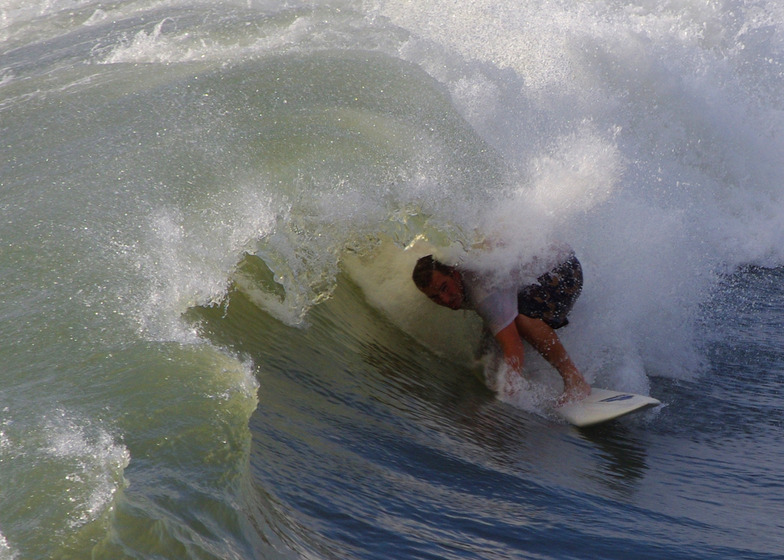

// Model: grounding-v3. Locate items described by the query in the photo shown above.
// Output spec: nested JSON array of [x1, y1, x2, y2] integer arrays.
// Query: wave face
[[1, 0, 783, 558]]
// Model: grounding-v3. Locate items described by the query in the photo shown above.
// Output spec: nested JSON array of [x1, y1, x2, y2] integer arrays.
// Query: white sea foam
[[42, 411, 130, 529], [0, 533, 17, 560], [375, 0, 784, 385]]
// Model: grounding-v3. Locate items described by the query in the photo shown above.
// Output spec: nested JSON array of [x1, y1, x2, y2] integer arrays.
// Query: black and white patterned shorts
[[516, 255, 583, 329]]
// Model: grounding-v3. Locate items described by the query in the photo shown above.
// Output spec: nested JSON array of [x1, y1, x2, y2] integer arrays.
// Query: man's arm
[[513, 314, 591, 404]]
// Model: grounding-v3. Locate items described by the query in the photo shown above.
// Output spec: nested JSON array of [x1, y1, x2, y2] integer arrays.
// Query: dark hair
[[412, 255, 455, 290]]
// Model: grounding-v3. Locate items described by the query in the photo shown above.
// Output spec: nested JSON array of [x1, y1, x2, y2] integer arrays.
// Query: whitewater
[[1, 0, 783, 558]]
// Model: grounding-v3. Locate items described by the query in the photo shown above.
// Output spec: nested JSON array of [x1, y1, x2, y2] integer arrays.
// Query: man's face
[[421, 269, 464, 310]]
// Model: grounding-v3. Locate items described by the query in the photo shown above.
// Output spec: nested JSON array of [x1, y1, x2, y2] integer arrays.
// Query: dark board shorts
[[517, 254, 583, 329]]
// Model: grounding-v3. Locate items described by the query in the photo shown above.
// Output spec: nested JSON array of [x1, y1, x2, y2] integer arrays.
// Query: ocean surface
[[2, 0, 784, 558]]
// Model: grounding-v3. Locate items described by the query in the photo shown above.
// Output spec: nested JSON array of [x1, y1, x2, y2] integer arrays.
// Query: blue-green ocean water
[[1, 1, 783, 558]]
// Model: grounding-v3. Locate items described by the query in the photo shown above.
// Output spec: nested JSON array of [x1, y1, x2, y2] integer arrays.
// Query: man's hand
[[556, 374, 591, 406]]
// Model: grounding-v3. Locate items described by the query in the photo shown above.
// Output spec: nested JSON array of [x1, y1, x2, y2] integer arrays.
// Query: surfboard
[[556, 388, 661, 427]]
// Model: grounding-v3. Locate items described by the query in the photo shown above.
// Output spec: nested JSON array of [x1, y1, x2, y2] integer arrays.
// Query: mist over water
[[1, 0, 784, 558]]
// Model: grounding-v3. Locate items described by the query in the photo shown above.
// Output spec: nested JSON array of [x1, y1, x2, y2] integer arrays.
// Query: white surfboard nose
[[557, 388, 661, 427]]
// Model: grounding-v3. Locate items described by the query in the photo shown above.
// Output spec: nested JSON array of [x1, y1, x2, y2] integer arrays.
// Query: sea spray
[[370, 0, 784, 389]]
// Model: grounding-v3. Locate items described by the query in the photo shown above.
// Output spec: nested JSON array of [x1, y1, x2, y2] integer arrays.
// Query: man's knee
[[514, 314, 553, 341]]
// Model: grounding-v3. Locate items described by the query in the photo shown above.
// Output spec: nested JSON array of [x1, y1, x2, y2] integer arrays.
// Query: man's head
[[412, 255, 465, 310]]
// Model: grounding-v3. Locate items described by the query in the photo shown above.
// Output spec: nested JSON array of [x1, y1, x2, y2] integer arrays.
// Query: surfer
[[412, 249, 591, 405]]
